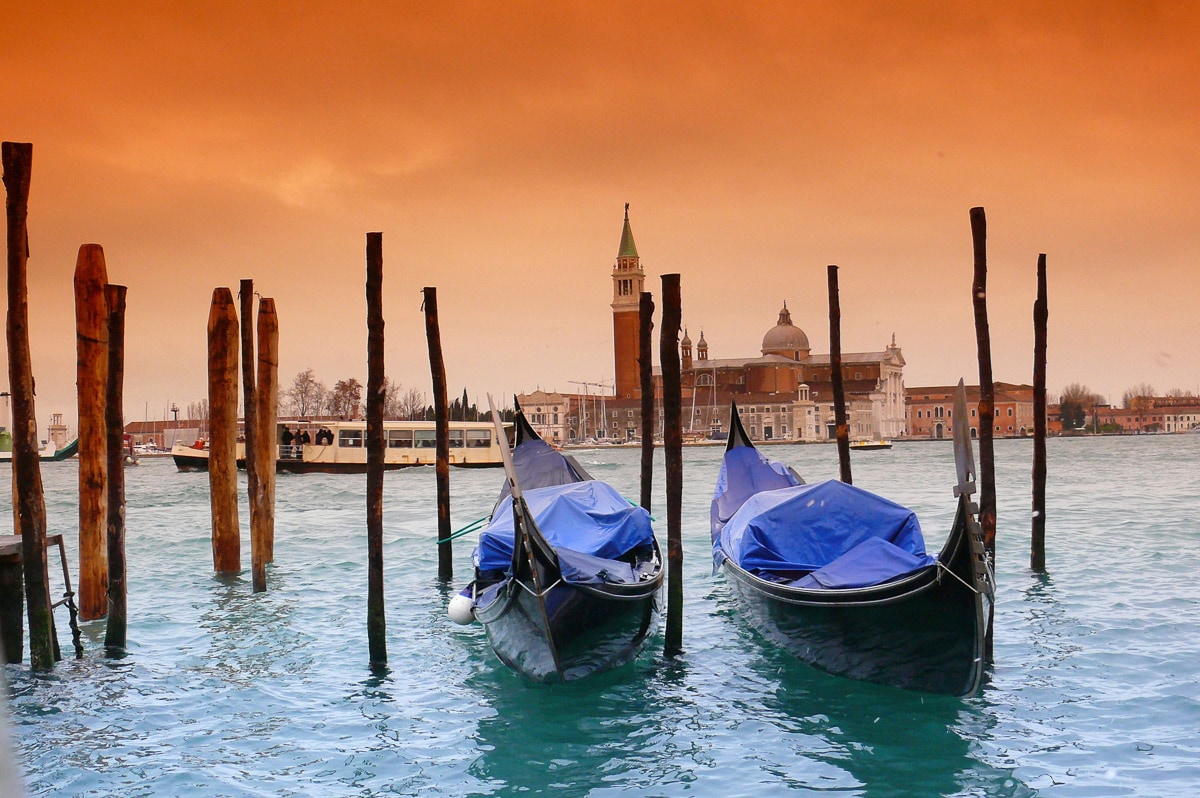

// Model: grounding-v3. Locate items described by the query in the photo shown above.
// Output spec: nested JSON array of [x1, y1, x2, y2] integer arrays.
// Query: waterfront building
[[904, 383, 1035, 440]]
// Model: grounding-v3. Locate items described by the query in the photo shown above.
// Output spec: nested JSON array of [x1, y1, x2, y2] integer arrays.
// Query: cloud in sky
[[4, 2, 1199, 427]]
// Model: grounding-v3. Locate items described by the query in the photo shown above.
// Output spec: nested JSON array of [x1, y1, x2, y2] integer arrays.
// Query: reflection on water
[[2, 437, 1200, 795]]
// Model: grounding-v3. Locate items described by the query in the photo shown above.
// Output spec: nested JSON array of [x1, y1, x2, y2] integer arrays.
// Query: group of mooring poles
[[4, 143, 125, 669], [206, 283, 279, 591]]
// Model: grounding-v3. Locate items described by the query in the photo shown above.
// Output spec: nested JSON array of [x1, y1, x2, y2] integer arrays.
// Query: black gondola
[[711, 385, 993, 697], [452, 399, 663, 682]]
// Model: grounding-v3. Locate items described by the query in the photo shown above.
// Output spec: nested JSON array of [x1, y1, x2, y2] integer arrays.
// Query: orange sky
[[4, 2, 1199, 428]]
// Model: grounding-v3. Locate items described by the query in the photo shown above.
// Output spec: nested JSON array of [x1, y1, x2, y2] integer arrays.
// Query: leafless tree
[[397, 387, 425, 420], [383, 378, 404, 419], [1121, 382, 1156, 409], [285, 368, 327, 417], [329, 378, 364, 418]]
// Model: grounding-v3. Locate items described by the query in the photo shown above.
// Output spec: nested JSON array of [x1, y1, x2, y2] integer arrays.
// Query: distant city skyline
[[4, 4, 1198, 430]]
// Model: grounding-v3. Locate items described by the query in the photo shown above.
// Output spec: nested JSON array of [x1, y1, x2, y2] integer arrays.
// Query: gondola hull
[[474, 577, 661, 683], [721, 503, 987, 697]]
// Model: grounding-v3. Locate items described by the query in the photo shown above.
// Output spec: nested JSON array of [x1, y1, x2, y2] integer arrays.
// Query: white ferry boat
[[172, 419, 510, 473]]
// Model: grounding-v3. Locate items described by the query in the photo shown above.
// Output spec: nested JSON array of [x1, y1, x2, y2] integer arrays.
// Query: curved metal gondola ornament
[[955, 379, 993, 672]]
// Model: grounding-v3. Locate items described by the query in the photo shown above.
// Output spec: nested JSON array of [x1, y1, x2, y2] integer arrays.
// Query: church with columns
[[606, 205, 907, 443]]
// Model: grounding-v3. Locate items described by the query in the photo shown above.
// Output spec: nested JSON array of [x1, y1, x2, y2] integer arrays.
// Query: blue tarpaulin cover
[[710, 446, 801, 547], [714, 457, 935, 589], [475, 481, 654, 584], [495, 438, 588, 506]]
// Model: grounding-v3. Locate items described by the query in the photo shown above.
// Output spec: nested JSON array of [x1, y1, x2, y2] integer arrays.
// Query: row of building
[[517, 206, 1199, 445]]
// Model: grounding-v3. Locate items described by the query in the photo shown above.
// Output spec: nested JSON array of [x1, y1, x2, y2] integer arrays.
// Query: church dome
[[761, 302, 810, 357]]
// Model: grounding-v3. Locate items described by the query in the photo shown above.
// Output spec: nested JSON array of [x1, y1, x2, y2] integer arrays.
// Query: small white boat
[[850, 439, 893, 451]]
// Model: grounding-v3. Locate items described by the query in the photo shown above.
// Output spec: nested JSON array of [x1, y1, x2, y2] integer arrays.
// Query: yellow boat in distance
[[172, 419, 511, 473], [849, 439, 893, 451]]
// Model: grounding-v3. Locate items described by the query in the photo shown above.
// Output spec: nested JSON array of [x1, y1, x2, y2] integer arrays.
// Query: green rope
[[437, 515, 488, 545], [627, 497, 656, 522]]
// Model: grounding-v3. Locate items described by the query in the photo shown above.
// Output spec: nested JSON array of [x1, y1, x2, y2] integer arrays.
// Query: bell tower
[[611, 203, 645, 400]]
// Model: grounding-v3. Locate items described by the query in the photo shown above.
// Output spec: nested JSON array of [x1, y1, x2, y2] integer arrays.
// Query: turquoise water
[[3, 435, 1200, 796]]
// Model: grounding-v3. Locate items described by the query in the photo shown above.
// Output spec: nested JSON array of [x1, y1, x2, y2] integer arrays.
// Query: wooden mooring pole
[[638, 291, 655, 512], [4, 141, 55, 669], [828, 266, 852, 484], [660, 274, 683, 658], [104, 284, 128, 653], [75, 244, 110, 620], [208, 287, 241, 573], [254, 298, 279, 581], [239, 280, 263, 591], [423, 287, 453, 583], [970, 207, 997, 656], [1031, 254, 1048, 572], [366, 233, 387, 669]]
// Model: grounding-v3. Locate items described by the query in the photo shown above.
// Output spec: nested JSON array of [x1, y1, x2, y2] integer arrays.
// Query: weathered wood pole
[[5, 141, 55, 669], [75, 243, 110, 620], [638, 291, 655, 512], [104, 284, 128, 653], [366, 233, 387, 668], [253, 298, 279, 584], [424, 287, 452, 583], [239, 279, 261, 589], [828, 265, 852, 484], [207, 287, 241, 573], [1031, 254, 1048, 572], [970, 206, 997, 657], [660, 274, 683, 657]]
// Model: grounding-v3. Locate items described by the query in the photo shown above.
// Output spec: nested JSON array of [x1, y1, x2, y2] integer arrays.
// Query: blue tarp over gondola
[[476, 481, 654, 585], [713, 452, 936, 590]]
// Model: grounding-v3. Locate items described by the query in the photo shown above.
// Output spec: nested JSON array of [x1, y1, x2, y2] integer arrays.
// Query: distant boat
[[0, 431, 78, 462], [172, 419, 510, 473], [850, 439, 893, 451], [710, 392, 992, 697]]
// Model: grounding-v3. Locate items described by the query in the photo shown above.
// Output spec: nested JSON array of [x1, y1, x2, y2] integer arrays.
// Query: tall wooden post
[[5, 141, 55, 669], [828, 265, 852, 484], [970, 207, 996, 656], [660, 274, 683, 657], [207, 287, 240, 573], [74, 243, 110, 620], [104, 284, 128, 653], [424, 287, 452, 582], [1031, 254, 1048, 572], [253, 298, 279, 589], [239, 279, 261, 589], [366, 233, 387, 668], [638, 291, 655, 511]]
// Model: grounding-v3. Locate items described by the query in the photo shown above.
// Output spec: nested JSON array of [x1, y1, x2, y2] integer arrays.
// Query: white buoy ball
[[448, 592, 476, 625]]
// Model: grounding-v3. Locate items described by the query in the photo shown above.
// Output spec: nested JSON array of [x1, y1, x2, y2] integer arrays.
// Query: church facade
[[605, 206, 907, 443]]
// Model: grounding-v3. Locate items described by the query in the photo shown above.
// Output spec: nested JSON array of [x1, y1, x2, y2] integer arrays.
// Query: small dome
[[681, 328, 692, 347], [761, 302, 809, 355]]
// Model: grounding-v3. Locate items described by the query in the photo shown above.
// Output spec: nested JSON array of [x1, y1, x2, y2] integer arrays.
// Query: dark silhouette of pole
[[5, 141, 55, 670], [75, 243, 110, 620], [828, 265, 852, 484], [207, 287, 241, 573], [104, 284, 128, 653], [1031, 254, 1048, 572], [253, 298, 279, 589], [424, 287, 453, 583], [366, 233, 387, 669], [660, 274, 683, 657], [970, 206, 997, 657], [638, 291, 655, 511], [239, 279, 260, 588]]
